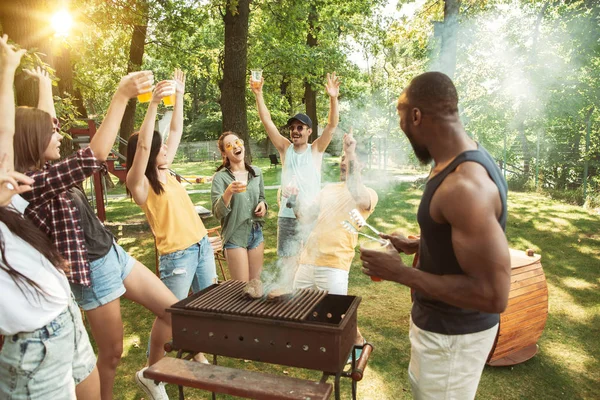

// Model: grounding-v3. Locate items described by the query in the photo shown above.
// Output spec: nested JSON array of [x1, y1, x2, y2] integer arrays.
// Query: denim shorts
[[70, 240, 135, 311], [0, 297, 96, 399], [224, 222, 264, 251], [277, 217, 310, 257], [159, 235, 218, 300]]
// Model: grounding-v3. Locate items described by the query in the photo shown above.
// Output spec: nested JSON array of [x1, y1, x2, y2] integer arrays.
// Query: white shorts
[[293, 264, 349, 295], [408, 321, 498, 400]]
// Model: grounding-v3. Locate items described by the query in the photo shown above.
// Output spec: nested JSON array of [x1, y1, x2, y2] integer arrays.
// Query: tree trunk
[[280, 75, 293, 114], [305, 3, 319, 143], [0, 0, 54, 106], [118, 4, 148, 156], [219, 0, 251, 161], [439, 0, 461, 78]]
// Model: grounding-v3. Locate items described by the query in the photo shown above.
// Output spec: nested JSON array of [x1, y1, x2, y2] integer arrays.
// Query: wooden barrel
[[487, 248, 548, 366]]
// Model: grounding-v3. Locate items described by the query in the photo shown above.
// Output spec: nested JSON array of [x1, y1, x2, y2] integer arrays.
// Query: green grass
[[98, 161, 599, 399]]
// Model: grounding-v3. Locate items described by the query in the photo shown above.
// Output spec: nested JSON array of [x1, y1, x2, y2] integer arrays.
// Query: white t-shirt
[[0, 197, 70, 335]]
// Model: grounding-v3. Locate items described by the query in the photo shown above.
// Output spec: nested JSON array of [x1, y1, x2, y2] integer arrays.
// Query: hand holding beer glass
[[163, 68, 186, 106], [136, 71, 155, 103], [360, 239, 393, 282], [249, 69, 263, 92], [150, 80, 176, 105]]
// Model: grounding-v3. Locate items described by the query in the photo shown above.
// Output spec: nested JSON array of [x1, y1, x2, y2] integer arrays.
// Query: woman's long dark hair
[[216, 131, 256, 177], [126, 130, 165, 196], [0, 206, 67, 300], [14, 107, 55, 172]]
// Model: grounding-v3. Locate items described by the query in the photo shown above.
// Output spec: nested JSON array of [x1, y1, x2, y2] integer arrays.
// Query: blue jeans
[[147, 236, 217, 357], [0, 298, 96, 399], [159, 235, 217, 300]]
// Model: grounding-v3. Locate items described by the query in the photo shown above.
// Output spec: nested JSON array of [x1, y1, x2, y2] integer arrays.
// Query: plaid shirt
[[21, 147, 104, 286]]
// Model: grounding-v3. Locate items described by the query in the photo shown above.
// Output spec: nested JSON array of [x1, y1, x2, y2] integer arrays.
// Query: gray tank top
[[412, 144, 508, 335]]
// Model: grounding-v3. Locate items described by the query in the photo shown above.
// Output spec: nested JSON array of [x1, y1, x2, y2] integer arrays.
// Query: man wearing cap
[[250, 72, 340, 289]]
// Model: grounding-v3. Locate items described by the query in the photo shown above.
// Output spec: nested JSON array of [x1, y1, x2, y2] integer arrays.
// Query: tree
[[219, 0, 251, 160], [118, 0, 149, 156]]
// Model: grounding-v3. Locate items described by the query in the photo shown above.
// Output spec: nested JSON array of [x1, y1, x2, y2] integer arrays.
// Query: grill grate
[[183, 280, 328, 321]]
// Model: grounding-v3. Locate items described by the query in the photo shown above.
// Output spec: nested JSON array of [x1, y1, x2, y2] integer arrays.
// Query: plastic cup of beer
[[162, 81, 176, 106], [163, 94, 174, 106], [250, 69, 262, 88], [361, 239, 392, 282], [234, 174, 248, 193], [137, 90, 152, 103]]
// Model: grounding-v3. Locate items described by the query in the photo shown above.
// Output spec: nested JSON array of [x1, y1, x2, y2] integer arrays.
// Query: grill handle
[[351, 343, 373, 381]]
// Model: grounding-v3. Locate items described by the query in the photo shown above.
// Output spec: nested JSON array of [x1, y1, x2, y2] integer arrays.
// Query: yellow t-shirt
[[141, 174, 207, 255], [299, 183, 378, 271]]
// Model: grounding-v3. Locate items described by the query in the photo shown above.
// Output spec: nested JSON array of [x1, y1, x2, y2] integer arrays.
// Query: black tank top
[[412, 144, 508, 335]]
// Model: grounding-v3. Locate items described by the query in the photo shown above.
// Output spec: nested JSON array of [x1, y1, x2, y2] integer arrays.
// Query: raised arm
[[0, 34, 26, 172], [360, 166, 511, 313], [126, 80, 174, 205], [250, 77, 291, 155], [343, 131, 371, 210], [312, 72, 339, 153], [89, 70, 153, 161], [23, 66, 55, 118], [164, 68, 185, 166]]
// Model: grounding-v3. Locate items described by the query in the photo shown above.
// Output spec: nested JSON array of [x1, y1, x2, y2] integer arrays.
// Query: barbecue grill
[[166, 280, 368, 399]]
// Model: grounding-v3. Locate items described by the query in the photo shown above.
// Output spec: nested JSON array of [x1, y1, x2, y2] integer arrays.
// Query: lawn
[[99, 158, 599, 399]]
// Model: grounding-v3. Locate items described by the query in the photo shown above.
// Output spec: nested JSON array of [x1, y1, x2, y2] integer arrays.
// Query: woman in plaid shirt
[[13, 68, 177, 400]]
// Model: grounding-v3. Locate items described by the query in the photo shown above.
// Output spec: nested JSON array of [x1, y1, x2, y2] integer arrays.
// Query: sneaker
[[135, 367, 169, 400]]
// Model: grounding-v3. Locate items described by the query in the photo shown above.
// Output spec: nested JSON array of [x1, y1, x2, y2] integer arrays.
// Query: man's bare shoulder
[[434, 161, 501, 224]]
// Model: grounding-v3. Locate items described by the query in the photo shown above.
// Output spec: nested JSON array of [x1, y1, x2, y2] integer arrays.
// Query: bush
[[545, 187, 585, 206], [507, 174, 534, 192]]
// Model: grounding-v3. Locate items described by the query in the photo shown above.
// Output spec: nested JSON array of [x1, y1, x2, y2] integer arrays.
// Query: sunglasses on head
[[52, 117, 60, 134], [289, 125, 306, 133], [225, 139, 244, 151]]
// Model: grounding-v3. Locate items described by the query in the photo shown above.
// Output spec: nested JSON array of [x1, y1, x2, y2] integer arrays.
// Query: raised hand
[[117, 70, 154, 99], [325, 72, 340, 98], [343, 128, 356, 155], [151, 80, 175, 104], [0, 34, 26, 71], [23, 66, 52, 87], [173, 68, 186, 94]]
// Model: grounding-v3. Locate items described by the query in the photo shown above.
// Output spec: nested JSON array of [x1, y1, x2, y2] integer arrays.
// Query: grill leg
[[212, 354, 218, 399], [178, 384, 184, 400], [334, 372, 342, 400]]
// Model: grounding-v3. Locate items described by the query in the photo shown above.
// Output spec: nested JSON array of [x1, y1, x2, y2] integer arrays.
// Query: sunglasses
[[52, 117, 60, 134], [289, 125, 306, 133], [224, 139, 244, 151]]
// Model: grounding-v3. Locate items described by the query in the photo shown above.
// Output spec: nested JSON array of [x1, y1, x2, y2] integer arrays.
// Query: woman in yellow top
[[125, 70, 217, 386]]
